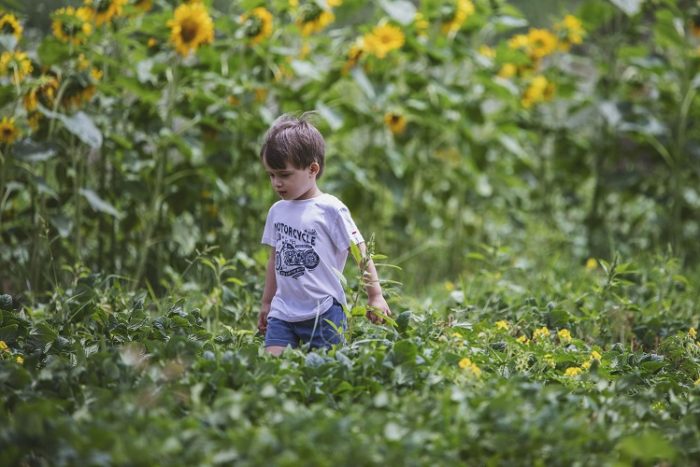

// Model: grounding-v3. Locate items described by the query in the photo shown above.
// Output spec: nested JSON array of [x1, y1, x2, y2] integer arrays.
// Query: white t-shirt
[[261, 193, 364, 322]]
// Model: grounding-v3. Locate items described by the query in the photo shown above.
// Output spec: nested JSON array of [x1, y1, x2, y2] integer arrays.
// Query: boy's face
[[263, 159, 320, 201]]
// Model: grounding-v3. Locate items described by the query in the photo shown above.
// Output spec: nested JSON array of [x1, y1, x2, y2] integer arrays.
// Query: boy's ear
[[309, 162, 320, 176]]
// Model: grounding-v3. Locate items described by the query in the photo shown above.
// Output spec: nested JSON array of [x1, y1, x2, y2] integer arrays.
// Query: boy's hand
[[366, 295, 391, 324], [258, 304, 271, 334]]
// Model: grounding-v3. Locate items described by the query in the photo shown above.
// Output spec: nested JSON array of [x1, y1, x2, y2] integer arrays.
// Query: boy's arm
[[357, 242, 391, 323], [258, 247, 277, 334]]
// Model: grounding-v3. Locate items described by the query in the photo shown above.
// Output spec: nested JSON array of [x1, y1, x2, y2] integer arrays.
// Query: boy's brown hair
[[260, 113, 326, 178]]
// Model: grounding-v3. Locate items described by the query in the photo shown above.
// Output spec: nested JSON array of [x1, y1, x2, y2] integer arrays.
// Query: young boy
[[257, 114, 391, 356]]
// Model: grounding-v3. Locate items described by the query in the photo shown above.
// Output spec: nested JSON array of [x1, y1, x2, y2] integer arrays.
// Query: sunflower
[[521, 75, 555, 108], [52, 6, 93, 45], [168, 2, 214, 56], [525, 28, 558, 60], [240, 7, 273, 44], [61, 71, 99, 109], [0, 117, 20, 145], [296, 2, 334, 36], [0, 51, 33, 85], [84, 0, 128, 26], [555, 15, 584, 51], [363, 23, 404, 59], [0, 13, 23, 40], [23, 75, 60, 112], [342, 37, 365, 73], [132, 0, 153, 12], [384, 112, 406, 135], [440, 0, 475, 35]]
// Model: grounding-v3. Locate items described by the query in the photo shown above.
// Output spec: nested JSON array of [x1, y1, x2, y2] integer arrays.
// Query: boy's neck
[[293, 185, 322, 200]]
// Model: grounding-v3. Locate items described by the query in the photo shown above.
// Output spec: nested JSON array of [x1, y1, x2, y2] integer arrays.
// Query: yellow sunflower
[[441, 0, 475, 35], [384, 112, 406, 135], [526, 28, 558, 59], [52, 6, 94, 45], [23, 75, 60, 112], [168, 2, 214, 56], [0, 117, 20, 145], [555, 15, 585, 51], [0, 13, 23, 40], [342, 37, 365, 73], [132, 0, 153, 12], [240, 7, 273, 44], [0, 51, 33, 85], [363, 23, 405, 59], [296, 2, 334, 36], [521, 75, 555, 108], [84, 0, 128, 26]]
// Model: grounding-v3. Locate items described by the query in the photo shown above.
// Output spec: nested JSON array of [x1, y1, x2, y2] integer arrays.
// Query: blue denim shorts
[[265, 300, 347, 350]]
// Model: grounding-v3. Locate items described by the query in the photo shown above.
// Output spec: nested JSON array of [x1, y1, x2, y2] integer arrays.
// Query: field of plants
[[1, 0, 700, 464]]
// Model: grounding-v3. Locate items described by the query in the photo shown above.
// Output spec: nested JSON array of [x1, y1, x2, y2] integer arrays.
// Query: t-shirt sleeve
[[331, 205, 364, 251], [261, 207, 275, 247]]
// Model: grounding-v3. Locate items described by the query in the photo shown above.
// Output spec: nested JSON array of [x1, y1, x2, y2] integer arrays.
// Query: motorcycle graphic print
[[276, 239, 320, 278]]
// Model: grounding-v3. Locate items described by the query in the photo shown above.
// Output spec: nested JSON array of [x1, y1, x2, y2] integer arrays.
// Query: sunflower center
[[245, 16, 263, 37], [300, 3, 322, 23], [1, 22, 16, 35], [180, 19, 199, 43], [94, 0, 112, 14], [1, 127, 13, 137]]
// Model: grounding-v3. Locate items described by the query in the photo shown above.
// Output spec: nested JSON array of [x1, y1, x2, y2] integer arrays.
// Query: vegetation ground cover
[[1, 0, 700, 465]]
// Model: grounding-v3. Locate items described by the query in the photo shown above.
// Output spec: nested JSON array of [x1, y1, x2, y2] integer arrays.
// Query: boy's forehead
[[263, 159, 296, 172]]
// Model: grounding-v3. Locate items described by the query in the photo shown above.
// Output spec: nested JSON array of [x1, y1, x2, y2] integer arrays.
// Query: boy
[[257, 114, 391, 356]]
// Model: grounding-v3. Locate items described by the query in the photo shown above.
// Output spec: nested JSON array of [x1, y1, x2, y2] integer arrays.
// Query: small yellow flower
[[508, 34, 529, 50], [521, 75, 555, 108], [557, 328, 572, 344], [498, 63, 517, 79], [564, 366, 582, 377], [342, 37, 365, 73], [240, 7, 273, 44], [168, 2, 214, 56], [441, 0, 475, 35], [590, 350, 602, 361], [16, 355, 24, 365], [495, 320, 510, 331], [582, 360, 591, 370], [543, 354, 555, 368], [0, 117, 21, 145], [0, 340, 8, 352], [444, 281, 455, 292], [516, 335, 529, 344], [533, 326, 550, 341], [147, 37, 158, 48], [689, 327, 697, 339], [585, 258, 598, 270], [695, 377, 700, 386], [555, 14, 585, 50], [384, 112, 406, 135], [414, 12, 429, 36], [0, 13, 23, 40], [478, 45, 496, 58], [458, 357, 481, 377], [364, 23, 405, 59]]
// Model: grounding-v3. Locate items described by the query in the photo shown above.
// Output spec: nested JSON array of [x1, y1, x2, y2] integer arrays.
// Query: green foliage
[[1, 250, 699, 464], [0, 0, 698, 296]]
